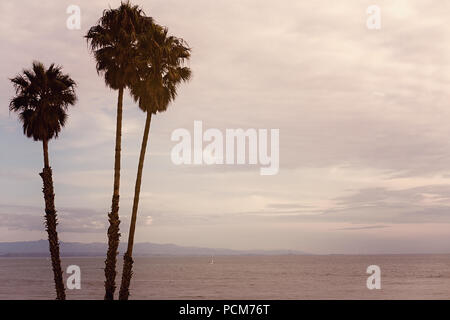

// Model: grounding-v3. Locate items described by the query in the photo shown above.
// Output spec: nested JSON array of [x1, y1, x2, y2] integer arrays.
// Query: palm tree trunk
[[104, 87, 124, 300], [40, 139, 66, 300], [119, 111, 152, 300]]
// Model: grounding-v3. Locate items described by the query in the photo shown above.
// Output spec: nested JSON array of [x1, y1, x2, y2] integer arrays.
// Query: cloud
[[145, 216, 153, 225], [0, 204, 108, 233], [236, 184, 450, 225], [335, 225, 389, 231]]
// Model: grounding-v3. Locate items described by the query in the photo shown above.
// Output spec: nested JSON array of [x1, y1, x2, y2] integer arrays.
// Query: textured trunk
[[40, 139, 66, 300], [104, 87, 124, 300], [119, 111, 152, 300]]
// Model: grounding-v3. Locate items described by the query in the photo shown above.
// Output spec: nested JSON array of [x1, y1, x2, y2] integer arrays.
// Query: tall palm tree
[[9, 61, 77, 300], [85, 1, 151, 300], [119, 24, 192, 300]]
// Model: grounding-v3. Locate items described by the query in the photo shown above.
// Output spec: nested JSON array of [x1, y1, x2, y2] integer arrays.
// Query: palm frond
[[129, 22, 192, 114], [9, 62, 77, 141]]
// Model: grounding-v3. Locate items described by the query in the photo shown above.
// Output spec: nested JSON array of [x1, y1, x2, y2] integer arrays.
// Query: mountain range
[[0, 240, 307, 257]]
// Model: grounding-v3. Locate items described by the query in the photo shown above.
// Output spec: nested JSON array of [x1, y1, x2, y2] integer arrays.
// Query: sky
[[1, 0, 450, 254]]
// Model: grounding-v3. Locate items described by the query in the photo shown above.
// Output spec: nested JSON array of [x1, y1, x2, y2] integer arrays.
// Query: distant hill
[[0, 240, 308, 257]]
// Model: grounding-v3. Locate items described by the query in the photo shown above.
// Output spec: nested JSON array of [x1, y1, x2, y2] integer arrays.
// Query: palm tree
[[85, 1, 151, 300], [119, 24, 192, 300], [9, 61, 77, 300]]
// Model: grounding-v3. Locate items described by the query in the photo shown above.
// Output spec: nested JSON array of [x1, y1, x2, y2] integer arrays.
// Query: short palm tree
[[119, 23, 192, 300], [85, 1, 151, 300], [9, 61, 77, 300]]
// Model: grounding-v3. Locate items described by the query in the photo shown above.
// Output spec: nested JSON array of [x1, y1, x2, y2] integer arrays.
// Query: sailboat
[[209, 256, 214, 265]]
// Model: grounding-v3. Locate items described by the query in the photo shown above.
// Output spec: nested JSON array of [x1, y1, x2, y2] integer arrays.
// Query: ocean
[[1, 255, 450, 299]]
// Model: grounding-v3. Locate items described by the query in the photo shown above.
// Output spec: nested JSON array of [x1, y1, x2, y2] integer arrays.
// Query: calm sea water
[[0, 255, 450, 299]]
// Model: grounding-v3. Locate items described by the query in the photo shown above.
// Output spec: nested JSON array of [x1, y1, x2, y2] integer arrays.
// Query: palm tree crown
[[85, 1, 151, 90], [9, 61, 77, 141], [130, 23, 192, 113]]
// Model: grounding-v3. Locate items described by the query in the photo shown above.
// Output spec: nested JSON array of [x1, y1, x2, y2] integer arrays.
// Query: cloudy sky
[[1, 0, 450, 254]]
